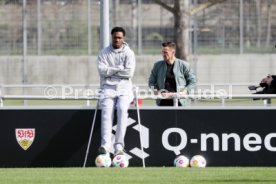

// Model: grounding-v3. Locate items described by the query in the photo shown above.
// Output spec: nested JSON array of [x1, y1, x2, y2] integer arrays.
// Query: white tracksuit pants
[[99, 81, 133, 152]]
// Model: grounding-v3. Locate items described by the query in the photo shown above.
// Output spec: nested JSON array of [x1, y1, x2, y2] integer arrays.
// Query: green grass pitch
[[0, 167, 275, 184]]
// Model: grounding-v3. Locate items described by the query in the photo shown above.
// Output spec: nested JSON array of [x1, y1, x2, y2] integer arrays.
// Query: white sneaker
[[114, 144, 125, 155]]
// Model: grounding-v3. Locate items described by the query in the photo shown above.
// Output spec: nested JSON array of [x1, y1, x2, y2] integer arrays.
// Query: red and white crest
[[15, 129, 35, 150]]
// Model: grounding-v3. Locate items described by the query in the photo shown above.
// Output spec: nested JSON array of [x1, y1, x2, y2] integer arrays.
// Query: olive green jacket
[[148, 58, 197, 106]]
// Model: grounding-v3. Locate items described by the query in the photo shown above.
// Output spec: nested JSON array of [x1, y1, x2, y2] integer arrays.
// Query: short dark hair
[[111, 27, 126, 36], [162, 41, 176, 49]]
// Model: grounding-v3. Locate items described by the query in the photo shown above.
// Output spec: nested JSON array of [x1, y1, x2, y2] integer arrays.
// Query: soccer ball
[[95, 154, 112, 167], [190, 155, 207, 168], [112, 154, 129, 168], [174, 155, 189, 168]]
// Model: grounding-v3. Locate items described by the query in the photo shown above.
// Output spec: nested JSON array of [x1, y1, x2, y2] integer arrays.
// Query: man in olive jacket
[[148, 41, 197, 106]]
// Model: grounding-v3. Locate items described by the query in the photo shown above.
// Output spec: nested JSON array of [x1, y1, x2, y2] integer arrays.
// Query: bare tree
[[153, 0, 226, 60], [112, 0, 120, 26], [266, 0, 272, 47], [131, 0, 137, 49], [255, 0, 261, 48]]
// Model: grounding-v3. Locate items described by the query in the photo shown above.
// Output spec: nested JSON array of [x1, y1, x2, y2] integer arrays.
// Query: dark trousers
[[159, 99, 182, 106]]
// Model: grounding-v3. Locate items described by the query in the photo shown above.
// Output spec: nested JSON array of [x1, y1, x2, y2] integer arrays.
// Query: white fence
[[0, 83, 275, 107]]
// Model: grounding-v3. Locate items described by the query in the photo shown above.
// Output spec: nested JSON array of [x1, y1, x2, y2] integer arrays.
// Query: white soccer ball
[[95, 154, 112, 167], [112, 154, 129, 168], [190, 155, 207, 168], [174, 155, 189, 168]]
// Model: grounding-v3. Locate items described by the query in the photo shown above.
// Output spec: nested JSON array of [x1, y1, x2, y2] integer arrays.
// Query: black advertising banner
[[0, 108, 276, 167], [128, 109, 276, 167]]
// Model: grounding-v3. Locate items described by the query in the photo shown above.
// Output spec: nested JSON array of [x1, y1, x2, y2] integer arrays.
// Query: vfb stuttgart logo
[[15, 129, 35, 150]]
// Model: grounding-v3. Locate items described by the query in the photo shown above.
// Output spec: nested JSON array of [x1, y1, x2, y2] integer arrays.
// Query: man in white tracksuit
[[97, 27, 136, 156]]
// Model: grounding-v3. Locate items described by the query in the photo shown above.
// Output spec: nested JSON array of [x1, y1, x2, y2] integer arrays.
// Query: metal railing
[[1, 94, 276, 108], [0, 83, 273, 107]]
